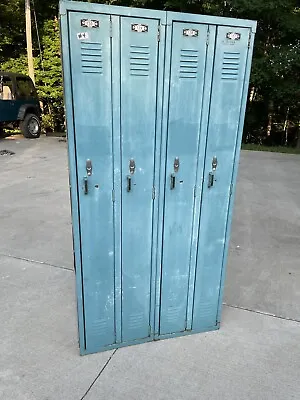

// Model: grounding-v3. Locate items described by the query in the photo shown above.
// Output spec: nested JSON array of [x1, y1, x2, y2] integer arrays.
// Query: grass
[[242, 144, 300, 154]]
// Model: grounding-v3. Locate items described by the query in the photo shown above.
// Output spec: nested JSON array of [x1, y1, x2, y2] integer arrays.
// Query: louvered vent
[[166, 306, 181, 323], [130, 45, 150, 76], [197, 302, 216, 322], [81, 42, 103, 75], [179, 49, 199, 79], [128, 312, 145, 329], [221, 52, 240, 81], [91, 319, 108, 336]]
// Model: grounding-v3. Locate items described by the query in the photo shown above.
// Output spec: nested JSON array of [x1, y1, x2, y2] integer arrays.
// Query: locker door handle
[[83, 177, 88, 194], [170, 173, 176, 190], [208, 156, 217, 188], [127, 175, 132, 192], [208, 172, 214, 188]]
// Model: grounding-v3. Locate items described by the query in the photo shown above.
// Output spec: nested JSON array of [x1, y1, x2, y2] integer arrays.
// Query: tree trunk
[[296, 121, 300, 149], [266, 100, 274, 137], [25, 0, 35, 84], [249, 86, 255, 102], [283, 106, 290, 146]]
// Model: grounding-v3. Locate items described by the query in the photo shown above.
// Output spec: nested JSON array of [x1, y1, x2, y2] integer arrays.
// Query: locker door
[[159, 23, 210, 335], [68, 12, 115, 349], [193, 26, 251, 330], [120, 17, 160, 341]]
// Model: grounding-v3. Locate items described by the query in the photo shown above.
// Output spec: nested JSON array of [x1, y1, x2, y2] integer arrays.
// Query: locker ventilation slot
[[128, 312, 144, 329], [81, 42, 103, 75], [130, 45, 150, 76], [166, 306, 181, 323], [197, 302, 216, 321], [221, 52, 240, 81], [179, 49, 199, 79], [91, 319, 108, 336]]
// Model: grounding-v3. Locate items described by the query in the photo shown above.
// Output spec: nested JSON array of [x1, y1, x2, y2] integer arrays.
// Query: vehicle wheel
[[20, 113, 41, 139], [0, 126, 5, 138]]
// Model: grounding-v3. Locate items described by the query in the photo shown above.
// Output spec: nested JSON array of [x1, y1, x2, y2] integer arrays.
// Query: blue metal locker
[[119, 15, 160, 343], [193, 25, 253, 331], [66, 11, 116, 349], [60, 0, 256, 355], [158, 22, 218, 336]]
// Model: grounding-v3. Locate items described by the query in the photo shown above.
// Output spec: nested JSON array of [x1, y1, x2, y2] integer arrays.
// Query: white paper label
[[77, 32, 89, 40]]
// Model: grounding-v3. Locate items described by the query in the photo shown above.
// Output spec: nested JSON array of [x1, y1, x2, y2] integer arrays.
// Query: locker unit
[[60, 0, 256, 355]]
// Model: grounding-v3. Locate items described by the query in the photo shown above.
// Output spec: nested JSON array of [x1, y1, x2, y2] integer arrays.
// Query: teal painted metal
[[119, 16, 161, 342], [60, 0, 256, 355], [159, 22, 211, 335], [67, 11, 116, 349], [193, 25, 252, 331]]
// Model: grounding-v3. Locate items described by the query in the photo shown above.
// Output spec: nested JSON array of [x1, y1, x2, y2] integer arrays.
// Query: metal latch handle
[[208, 172, 214, 188], [127, 175, 132, 192], [170, 173, 176, 190], [83, 177, 88, 194], [208, 156, 218, 188]]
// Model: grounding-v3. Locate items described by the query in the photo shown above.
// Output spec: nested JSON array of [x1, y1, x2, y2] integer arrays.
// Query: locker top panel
[[60, 1, 256, 33], [167, 11, 256, 32], [60, 0, 166, 23]]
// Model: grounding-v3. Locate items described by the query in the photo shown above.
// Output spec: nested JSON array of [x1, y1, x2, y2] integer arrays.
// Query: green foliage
[[1, 55, 28, 75], [0, 0, 27, 57], [0, 0, 62, 132], [242, 144, 300, 154], [0, 0, 299, 143], [36, 18, 64, 132], [1, 16, 63, 132], [42, 113, 55, 133]]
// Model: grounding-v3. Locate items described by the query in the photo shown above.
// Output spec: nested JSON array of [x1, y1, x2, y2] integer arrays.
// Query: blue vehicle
[[0, 72, 41, 138]]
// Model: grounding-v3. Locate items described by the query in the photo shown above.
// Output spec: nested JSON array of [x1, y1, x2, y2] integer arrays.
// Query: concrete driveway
[[0, 135, 299, 400]]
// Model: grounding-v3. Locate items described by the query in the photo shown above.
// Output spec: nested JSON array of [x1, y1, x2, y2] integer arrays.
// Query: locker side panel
[[216, 30, 256, 323], [193, 26, 251, 330], [60, 9, 85, 353], [68, 12, 115, 350], [159, 22, 210, 335], [120, 17, 159, 342]]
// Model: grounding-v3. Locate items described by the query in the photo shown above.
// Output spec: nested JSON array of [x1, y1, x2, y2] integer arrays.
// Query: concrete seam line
[[0, 252, 73, 272], [223, 303, 300, 324], [80, 349, 118, 400]]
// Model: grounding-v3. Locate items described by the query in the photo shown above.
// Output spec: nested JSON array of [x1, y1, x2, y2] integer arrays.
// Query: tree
[[0, 0, 62, 131], [0, 0, 299, 143], [225, 0, 300, 145], [36, 17, 64, 132]]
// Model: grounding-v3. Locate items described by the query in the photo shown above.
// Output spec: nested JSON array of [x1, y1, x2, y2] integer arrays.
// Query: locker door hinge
[[112, 189, 115, 202], [248, 32, 251, 48], [109, 19, 113, 38], [157, 26, 160, 42], [152, 186, 156, 200], [206, 28, 210, 46], [193, 185, 197, 198], [229, 184, 233, 197]]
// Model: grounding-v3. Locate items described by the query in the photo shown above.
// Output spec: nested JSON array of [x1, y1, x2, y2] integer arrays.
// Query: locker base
[[79, 323, 220, 356]]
